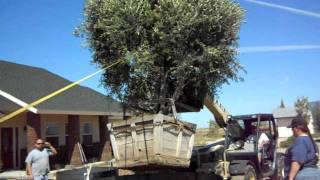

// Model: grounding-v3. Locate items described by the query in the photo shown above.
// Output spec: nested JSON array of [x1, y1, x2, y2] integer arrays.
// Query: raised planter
[[107, 113, 196, 169]]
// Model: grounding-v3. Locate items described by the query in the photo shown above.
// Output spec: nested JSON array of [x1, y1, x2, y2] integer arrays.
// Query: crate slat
[[107, 113, 196, 169]]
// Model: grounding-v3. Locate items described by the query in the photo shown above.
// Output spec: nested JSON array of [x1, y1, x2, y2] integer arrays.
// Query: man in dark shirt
[[284, 118, 320, 180]]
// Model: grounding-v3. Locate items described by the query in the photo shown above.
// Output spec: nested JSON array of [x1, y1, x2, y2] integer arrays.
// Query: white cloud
[[244, 0, 320, 19], [238, 45, 320, 53]]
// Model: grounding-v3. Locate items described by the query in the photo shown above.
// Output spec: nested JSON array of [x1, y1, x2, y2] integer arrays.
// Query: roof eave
[[37, 109, 132, 116]]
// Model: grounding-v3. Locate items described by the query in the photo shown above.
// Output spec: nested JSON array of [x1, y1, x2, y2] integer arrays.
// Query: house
[[273, 102, 315, 141], [0, 60, 127, 170], [273, 106, 297, 140]]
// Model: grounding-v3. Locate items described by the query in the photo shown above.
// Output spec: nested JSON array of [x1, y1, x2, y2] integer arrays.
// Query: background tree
[[280, 99, 285, 108], [208, 119, 220, 130], [311, 103, 320, 132], [208, 119, 222, 136], [76, 0, 244, 114], [314, 106, 320, 131], [294, 96, 311, 123]]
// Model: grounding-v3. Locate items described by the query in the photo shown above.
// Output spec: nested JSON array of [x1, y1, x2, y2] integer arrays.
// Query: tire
[[244, 164, 257, 180]]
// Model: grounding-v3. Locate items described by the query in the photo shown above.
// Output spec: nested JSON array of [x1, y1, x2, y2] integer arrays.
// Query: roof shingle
[[0, 60, 123, 115]]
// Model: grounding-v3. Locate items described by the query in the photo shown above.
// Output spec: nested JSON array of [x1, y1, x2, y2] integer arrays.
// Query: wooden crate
[[107, 113, 196, 169]]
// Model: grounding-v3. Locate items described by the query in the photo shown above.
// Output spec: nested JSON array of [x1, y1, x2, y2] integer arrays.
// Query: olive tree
[[76, 0, 244, 114]]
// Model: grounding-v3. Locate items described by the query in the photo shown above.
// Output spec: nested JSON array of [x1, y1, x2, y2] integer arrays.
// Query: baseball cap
[[287, 118, 307, 128]]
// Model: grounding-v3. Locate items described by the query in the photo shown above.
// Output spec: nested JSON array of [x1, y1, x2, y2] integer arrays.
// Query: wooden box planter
[[107, 113, 196, 169]]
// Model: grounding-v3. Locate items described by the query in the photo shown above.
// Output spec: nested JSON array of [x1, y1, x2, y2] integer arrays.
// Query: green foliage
[[294, 96, 311, 123], [316, 107, 320, 120], [77, 0, 244, 113], [280, 136, 295, 148], [280, 99, 285, 108], [314, 106, 320, 131], [209, 119, 220, 129]]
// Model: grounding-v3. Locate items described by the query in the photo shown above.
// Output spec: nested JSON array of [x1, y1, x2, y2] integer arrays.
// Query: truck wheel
[[244, 165, 257, 180]]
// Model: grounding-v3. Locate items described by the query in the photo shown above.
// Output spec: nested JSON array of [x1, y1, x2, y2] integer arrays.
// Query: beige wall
[[79, 115, 100, 143], [41, 114, 102, 145], [278, 126, 293, 138], [308, 112, 315, 134], [40, 114, 68, 145]]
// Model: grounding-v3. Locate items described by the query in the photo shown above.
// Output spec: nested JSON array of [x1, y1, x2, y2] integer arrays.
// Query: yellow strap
[[0, 60, 123, 123]]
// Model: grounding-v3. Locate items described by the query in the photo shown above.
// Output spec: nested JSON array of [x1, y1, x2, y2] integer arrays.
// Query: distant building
[[273, 102, 315, 140], [273, 106, 297, 138]]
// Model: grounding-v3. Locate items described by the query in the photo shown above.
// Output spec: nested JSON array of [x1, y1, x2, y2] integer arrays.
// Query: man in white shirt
[[252, 126, 270, 163], [25, 139, 58, 180]]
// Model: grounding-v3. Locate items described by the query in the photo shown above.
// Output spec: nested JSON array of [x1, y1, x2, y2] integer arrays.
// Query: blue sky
[[1, 0, 319, 128]]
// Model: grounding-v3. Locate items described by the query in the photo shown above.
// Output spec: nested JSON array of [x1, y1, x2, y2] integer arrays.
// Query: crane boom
[[204, 94, 229, 127]]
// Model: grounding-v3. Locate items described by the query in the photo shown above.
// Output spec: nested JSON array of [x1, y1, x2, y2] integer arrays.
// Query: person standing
[[284, 118, 320, 180], [251, 125, 270, 163], [25, 138, 58, 180]]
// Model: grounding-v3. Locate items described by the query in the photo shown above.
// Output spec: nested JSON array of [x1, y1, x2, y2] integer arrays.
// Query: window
[[45, 123, 59, 147], [81, 123, 93, 145], [46, 123, 59, 136], [82, 123, 92, 134]]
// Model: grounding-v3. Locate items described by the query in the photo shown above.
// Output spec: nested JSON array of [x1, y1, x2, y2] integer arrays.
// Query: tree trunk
[[158, 67, 166, 114], [172, 74, 187, 102]]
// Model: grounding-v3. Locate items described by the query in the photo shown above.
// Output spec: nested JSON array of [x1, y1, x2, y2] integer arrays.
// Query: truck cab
[[192, 114, 285, 180]]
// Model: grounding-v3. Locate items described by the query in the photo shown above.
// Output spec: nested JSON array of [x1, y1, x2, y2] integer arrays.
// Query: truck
[[190, 95, 285, 179], [107, 95, 285, 180]]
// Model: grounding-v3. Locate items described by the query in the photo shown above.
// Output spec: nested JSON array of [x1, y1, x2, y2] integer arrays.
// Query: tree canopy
[[76, 0, 244, 114], [295, 96, 311, 123]]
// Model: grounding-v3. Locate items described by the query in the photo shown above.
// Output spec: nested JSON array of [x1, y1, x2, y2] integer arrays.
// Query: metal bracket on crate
[[154, 113, 164, 126]]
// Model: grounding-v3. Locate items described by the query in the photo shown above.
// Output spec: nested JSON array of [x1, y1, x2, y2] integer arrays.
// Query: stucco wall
[[40, 114, 68, 145], [278, 126, 293, 138], [40, 114, 101, 145], [308, 112, 315, 134]]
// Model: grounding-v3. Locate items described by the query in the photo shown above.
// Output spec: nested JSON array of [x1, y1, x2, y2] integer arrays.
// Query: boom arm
[[204, 94, 229, 128]]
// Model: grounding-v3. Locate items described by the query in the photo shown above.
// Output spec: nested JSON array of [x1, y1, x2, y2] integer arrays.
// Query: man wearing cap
[[284, 118, 320, 180]]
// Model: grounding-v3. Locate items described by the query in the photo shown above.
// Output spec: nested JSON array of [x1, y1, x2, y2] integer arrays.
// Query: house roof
[[0, 60, 124, 116], [272, 106, 297, 118], [0, 109, 6, 117]]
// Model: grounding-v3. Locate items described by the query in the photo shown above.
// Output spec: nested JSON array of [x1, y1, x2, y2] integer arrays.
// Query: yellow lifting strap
[[0, 60, 124, 123]]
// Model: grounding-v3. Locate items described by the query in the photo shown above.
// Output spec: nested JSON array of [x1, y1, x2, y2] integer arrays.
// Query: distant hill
[[194, 128, 224, 145]]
